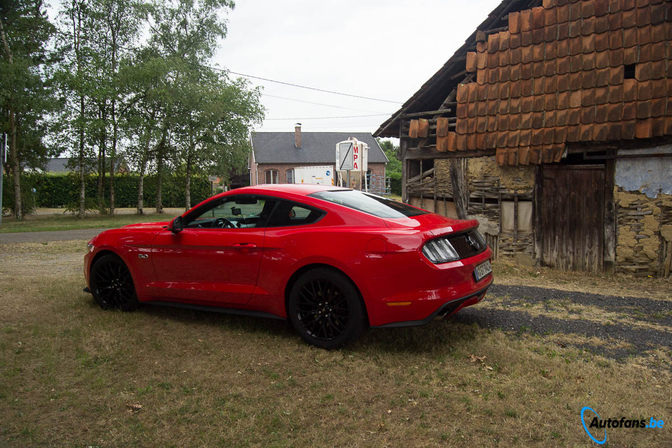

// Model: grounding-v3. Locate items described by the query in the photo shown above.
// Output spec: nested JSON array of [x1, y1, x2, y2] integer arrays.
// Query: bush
[[2, 173, 212, 209], [1, 175, 37, 216]]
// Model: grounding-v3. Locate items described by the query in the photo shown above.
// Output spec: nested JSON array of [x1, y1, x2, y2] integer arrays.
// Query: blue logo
[[326, 170, 331, 176], [581, 407, 607, 445]]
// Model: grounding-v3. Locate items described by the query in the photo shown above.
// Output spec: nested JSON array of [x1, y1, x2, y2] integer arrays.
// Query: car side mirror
[[171, 216, 184, 233]]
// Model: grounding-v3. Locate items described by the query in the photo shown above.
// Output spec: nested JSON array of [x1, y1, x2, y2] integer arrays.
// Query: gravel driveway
[[0, 228, 106, 244], [455, 284, 672, 361]]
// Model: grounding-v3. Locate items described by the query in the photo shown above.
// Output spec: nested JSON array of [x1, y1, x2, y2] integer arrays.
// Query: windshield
[[309, 190, 427, 218]]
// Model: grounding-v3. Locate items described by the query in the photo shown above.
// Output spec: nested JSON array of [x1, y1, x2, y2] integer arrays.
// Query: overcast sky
[[215, 0, 502, 134]]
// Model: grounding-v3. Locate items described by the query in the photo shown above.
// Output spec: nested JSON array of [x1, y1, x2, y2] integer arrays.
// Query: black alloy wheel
[[90, 254, 139, 312], [288, 268, 366, 349]]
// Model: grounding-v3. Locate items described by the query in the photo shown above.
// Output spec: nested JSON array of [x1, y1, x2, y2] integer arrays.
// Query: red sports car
[[84, 185, 492, 348]]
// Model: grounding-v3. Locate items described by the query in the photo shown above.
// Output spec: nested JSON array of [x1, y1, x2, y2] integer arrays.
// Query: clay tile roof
[[376, 0, 672, 166]]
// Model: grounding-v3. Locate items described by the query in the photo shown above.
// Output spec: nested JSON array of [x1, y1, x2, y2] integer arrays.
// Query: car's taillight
[[422, 230, 487, 264], [422, 238, 460, 264]]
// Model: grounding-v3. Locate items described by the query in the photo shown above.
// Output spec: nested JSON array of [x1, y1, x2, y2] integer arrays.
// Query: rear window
[[309, 190, 427, 218]]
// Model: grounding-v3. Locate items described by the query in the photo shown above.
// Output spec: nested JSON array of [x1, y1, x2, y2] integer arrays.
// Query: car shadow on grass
[[137, 302, 299, 341], [130, 299, 483, 353]]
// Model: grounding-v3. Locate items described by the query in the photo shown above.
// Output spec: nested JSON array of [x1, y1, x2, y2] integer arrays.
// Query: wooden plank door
[[537, 165, 605, 272]]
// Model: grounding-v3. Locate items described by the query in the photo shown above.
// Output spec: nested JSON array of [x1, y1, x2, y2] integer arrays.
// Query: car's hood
[[383, 213, 479, 236], [121, 221, 171, 230]]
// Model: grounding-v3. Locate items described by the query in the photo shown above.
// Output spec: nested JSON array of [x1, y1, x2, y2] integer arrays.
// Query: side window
[[286, 169, 294, 184], [266, 200, 324, 228], [185, 196, 277, 229]]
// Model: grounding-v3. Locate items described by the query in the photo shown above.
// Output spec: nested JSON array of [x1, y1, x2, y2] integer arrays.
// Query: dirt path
[[455, 284, 672, 362]]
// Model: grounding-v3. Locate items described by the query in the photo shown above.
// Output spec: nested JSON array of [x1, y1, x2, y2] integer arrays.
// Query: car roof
[[230, 184, 348, 196]]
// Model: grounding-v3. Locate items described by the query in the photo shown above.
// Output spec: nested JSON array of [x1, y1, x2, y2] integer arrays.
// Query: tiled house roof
[[439, 0, 672, 165], [251, 132, 388, 164]]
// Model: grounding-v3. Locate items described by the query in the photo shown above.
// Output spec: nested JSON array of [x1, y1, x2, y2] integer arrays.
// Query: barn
[[374, 0, 672, 276]]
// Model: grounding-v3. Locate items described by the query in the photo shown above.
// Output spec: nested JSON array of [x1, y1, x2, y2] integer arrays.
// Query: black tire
[[288, 268, 366, 349], [90, 254, 139, 312]]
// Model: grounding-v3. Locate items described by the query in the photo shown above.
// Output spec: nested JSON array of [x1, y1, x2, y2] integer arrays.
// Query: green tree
[[174, 72, 262, 209], [56, 0, 143, 216], [0, 0, 57, 218], [377, 139, 401, 195], [121, 48, 171, 214], [90, 0, 143, 214], [142, 0, 261, 211], [55, 0, 96, 218]]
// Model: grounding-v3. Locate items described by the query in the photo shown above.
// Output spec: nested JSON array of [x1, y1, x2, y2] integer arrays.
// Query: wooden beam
[[603, 154, 616, 274], [450, 158, 469, 219], [402, 108, 456, 118], [407, 167, 435, 184], [533, 166, 543, 262], [400, 138, 408, 202], [405, 147, 496, 159]]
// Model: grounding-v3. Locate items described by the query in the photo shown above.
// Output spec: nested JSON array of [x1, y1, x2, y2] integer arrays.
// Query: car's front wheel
[[90, 254, 139, 312], [288, 268, 366, 349]]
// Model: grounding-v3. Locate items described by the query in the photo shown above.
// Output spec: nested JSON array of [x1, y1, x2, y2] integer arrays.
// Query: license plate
[[474, 260, 492, 281]]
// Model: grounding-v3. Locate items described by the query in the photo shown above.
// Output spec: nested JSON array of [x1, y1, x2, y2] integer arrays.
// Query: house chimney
[[295, 123, 302, 148]]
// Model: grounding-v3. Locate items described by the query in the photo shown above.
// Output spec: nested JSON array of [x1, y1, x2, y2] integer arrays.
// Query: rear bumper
[[371, 280, 491, 328], [362, 246, 493, 327]]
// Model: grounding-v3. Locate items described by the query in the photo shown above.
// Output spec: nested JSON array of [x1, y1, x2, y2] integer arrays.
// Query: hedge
[[2, 173, 212, 210]]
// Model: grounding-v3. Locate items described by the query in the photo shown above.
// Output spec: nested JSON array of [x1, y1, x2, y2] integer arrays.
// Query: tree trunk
[[155, 129, 167, 214], [449, 158, 469, 220], [9, 110, 20, 219], [1, 16, 21, 219], [109, 154, 115, 214], [137, 154, 147, 215], [97, 148, 105, 212], [97, 109, 106, 213], [109, 97, 116, 215], [185, 156, 191, 210], [109, 47, 117, 215], [185, 130, 194, 210], [155, 154, 163, 213], [78, 95, 86, 219], [137, 171, 145, 215]]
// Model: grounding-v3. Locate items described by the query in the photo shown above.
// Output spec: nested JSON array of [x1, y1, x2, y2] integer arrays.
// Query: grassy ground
[[1, 241, 670, 447], [0, 209, 181, 233]]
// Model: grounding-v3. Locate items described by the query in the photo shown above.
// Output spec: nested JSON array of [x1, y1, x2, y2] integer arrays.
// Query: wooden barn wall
[[416, 156, 536, 259]]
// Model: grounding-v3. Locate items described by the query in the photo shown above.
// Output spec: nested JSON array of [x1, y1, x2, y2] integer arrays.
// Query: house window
[[286, 169, 294, 184], [265, 169, 279, 184]]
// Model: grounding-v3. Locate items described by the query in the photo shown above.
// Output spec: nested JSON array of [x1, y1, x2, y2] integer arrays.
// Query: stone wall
[[615, 188, 672, 276]]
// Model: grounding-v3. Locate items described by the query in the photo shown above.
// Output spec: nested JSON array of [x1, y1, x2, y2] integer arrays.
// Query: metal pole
[[0, 133, 5, 227]]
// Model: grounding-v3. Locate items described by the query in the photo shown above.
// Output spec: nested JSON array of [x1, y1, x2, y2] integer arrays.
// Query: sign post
[[208, 175, 218, 197]]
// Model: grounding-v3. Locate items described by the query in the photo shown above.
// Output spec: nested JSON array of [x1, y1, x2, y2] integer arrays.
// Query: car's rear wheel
[[288, 268, 366, 349], [90, 254, 139, 312]]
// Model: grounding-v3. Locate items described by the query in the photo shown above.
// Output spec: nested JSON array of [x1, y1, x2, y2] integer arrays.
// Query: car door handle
[[233, 243, 257, 250]]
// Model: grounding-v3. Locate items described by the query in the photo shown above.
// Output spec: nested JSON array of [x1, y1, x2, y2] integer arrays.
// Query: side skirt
[[145, 301, 286, 321]]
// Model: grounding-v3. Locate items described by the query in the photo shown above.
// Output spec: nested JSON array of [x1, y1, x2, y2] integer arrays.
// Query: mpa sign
[[336, 138, 368, 172]]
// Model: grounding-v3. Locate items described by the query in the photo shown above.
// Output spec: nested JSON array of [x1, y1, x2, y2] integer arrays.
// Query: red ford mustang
[[84, 185, 492, 348]]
